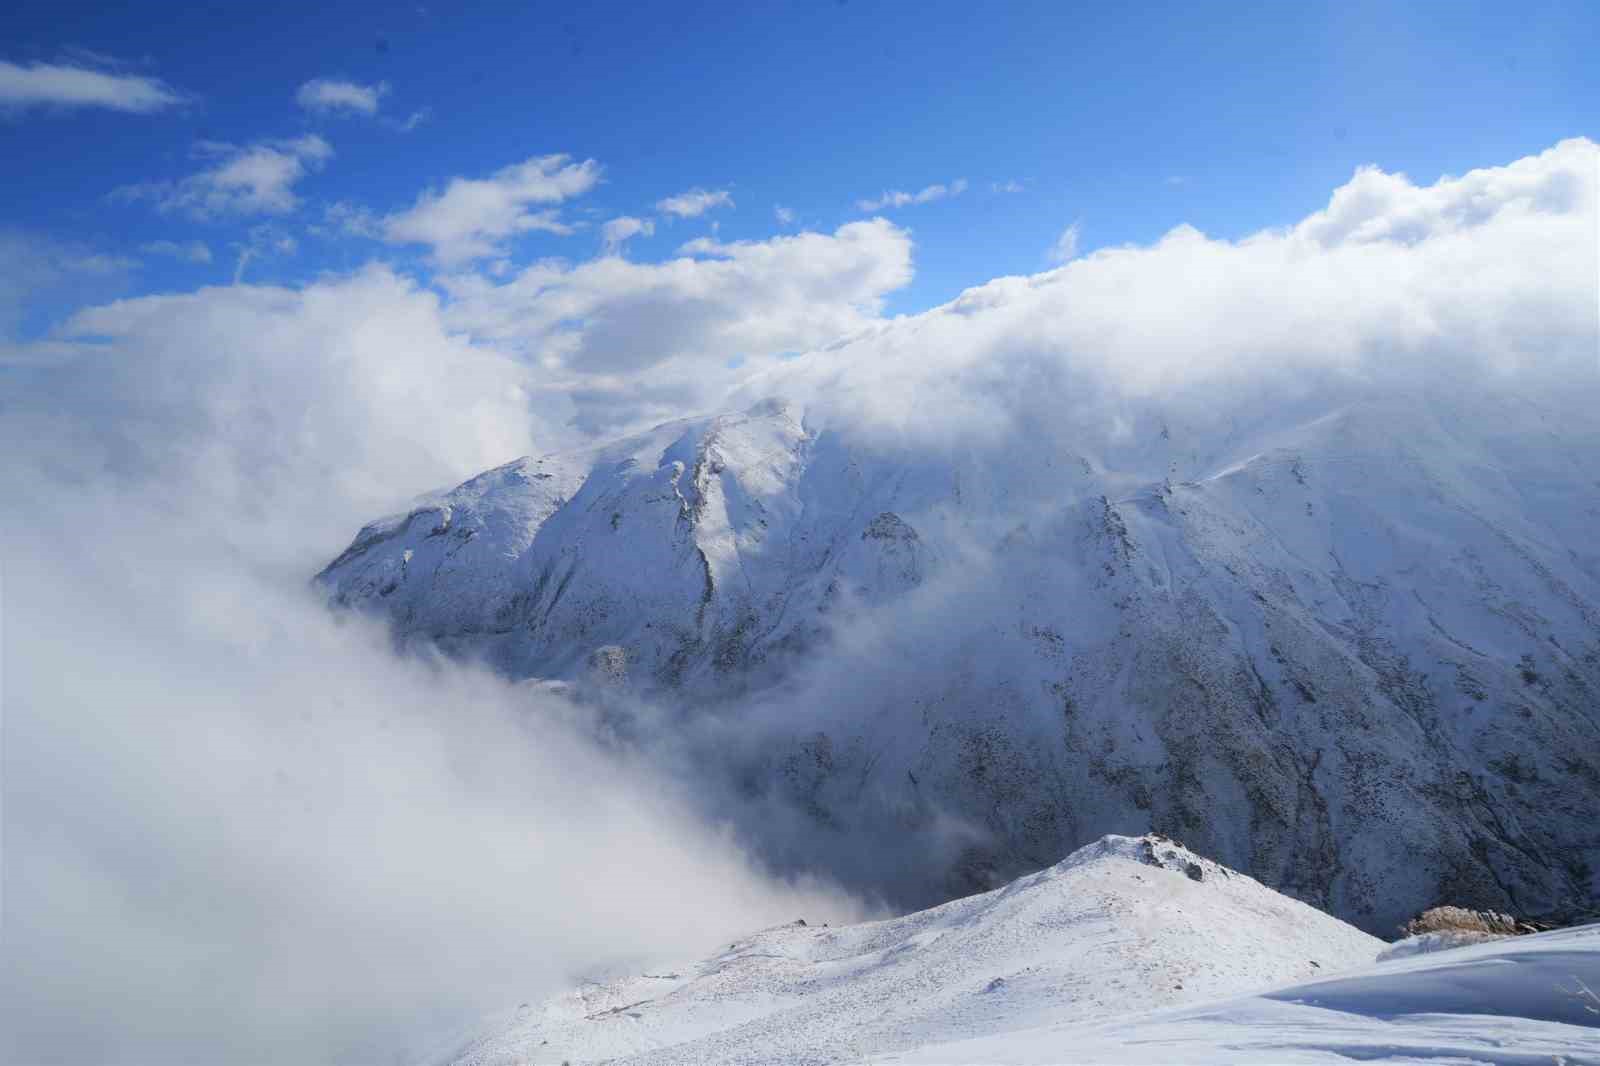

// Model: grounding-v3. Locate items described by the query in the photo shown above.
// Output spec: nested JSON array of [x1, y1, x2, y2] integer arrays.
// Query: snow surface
[[881, 923, 1600, 1065], [441, 835, 1382, 1066]]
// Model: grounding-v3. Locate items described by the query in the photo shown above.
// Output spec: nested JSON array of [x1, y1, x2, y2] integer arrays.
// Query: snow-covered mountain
[[439, 834, 1385, 1066], [436, 834, 1600, 1065], [317, 375, 1600, 934]]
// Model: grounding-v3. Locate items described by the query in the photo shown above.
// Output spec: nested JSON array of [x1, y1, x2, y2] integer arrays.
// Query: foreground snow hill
[[442, 835, 1383, 1065]]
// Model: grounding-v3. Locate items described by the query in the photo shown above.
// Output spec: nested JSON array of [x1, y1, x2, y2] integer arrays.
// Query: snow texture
[[319, 381, 1600, 934], [440, 834, 1383, 1065], [882, 923, 1600, 1065]]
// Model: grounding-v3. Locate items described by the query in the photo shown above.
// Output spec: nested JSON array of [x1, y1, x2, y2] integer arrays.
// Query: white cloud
[[599, 215, 654, 255], [747, 139, 1598, 448], [231, 224, 298, 284], [141, 239, 213, 264], [0, 59, 183, 114], [0, 231, 136, 357], [115, 135, 333, 219], [1049, 220, 1081, 263], [775, 205, 796, 226], [857, 178, 968, 213], [390, 106, 431, 132], [295, 77, 389, 116], [321, 200, 382, 238], [656, 187, 734, 219], [0, 264, 859, 1060], [382, 154, 599, 265], [991, 180, 1025, 194], [441, 218, 913, 434]]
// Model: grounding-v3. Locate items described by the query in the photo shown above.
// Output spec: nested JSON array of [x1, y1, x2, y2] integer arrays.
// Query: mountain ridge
[[317, 380, 1600, 934]]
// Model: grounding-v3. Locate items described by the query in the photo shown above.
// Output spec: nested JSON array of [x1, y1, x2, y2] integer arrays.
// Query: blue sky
[[2, 0, 1593, 334]]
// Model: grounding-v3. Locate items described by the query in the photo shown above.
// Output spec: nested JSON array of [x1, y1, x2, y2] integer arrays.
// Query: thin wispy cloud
[[774, 205, 796, 225], [0, 59, 184, 114], [141, 239, 213, 264], [387, 106, 431, 132], [991, 179, 1025, 194], [321, 200, 382, 238], [657, 187, 733, 219], [231, 224, 297, 284], [296, 77, 389, 116], [115, 135, 333, 219], [856, 178, 967, 212], [599, 215, 654, 255], [1049, 220, 1081, 263], [382, 154, 599, 264]]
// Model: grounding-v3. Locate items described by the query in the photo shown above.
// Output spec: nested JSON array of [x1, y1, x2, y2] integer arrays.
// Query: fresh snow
[[319, 386, 1600, 933], [881, 924, 1600, 1065], [441, 835, 1383, 1066]]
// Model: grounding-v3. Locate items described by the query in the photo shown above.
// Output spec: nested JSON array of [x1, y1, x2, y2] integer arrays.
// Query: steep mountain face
[[440, 835, 1385, 1066], [317, 384, 1600, 934]]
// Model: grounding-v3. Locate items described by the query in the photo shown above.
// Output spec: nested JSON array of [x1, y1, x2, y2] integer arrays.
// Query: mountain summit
[[318, 376, 1600, 936]]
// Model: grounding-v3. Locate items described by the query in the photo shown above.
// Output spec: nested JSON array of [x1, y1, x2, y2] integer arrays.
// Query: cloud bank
[[0, 266, 861, 1065], [759, 138, 1597, 450]]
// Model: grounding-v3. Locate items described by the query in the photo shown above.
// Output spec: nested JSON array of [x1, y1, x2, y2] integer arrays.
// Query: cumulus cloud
[[857, 178, 968, 212], [11, 268, 546, 531], [382, 154, 599, 264], [141, 238, 213, 263], [0, 263, 859, 1062], [1049, 220, 1081, 263], [749, 138, 1599, 449], [115, 135, 333, 218], [600, 214, 654, 255], [295, 76, 389, 116], [0, 58, 183, 114], [656, 187, 734, 219], [440, 218, 913, 433]]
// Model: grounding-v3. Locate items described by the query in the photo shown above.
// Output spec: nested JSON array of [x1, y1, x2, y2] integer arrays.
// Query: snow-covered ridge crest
[[442, 834, 1385, 1066], [317, 398, 937, 689]]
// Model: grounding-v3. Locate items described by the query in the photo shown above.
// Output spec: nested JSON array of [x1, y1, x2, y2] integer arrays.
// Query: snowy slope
[[317, 380, 1600, 933], [883, 922, 1600, 1065], [317, 399, 934, 689], [439, 835, 1383, 1066]]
